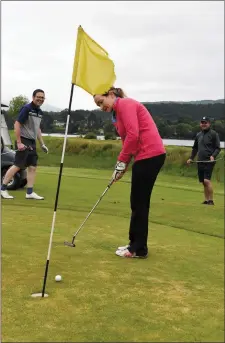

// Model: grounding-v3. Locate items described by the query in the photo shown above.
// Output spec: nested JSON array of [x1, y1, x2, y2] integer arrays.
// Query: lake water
[[42, 133, 225, 148]]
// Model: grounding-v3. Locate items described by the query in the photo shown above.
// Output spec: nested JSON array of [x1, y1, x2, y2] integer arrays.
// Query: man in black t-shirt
[[187, 117, 221, 205]]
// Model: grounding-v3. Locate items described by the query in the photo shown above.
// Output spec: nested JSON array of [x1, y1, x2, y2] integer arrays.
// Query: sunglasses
[[201, 121, 208, 124]]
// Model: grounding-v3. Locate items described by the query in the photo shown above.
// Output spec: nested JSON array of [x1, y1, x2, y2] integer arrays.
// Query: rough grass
[[1, 168, 224, 342], [8, 130, 224, 181], [39, 137, 225, 182]]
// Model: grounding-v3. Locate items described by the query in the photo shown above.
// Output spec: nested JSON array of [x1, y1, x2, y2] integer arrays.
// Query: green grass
[[1, 168, 224, 342]]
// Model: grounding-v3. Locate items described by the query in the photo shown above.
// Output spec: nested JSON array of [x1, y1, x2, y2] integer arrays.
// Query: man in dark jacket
[[187, 117, 221, 205]]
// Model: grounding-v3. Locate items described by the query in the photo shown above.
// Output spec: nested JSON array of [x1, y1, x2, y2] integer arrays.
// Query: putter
[[64, 179, 114, 247], [191, 157, 223, 163]]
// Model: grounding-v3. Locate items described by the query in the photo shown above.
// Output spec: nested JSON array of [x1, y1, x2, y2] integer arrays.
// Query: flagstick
[[41, 84, 75, 298]]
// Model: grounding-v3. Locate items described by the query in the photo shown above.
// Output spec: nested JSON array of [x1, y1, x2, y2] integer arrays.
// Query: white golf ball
[[55, 275, 62, 282]]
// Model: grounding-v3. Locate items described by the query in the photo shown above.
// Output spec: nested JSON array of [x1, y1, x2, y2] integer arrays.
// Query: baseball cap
[[201, 116, 211, 123]]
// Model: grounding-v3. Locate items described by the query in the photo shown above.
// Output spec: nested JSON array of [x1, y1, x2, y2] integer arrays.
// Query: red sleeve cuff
[[118, 152, 132, 164]]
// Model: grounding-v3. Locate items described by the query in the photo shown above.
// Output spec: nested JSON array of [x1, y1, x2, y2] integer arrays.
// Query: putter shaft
[[64, 180, 114, 247]]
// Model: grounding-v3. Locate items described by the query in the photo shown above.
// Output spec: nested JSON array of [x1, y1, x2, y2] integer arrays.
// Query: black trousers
[[128, 153, 166, 255]]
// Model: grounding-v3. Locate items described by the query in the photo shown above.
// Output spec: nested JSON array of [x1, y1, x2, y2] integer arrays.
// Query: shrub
[[84, 132, 97, 139]]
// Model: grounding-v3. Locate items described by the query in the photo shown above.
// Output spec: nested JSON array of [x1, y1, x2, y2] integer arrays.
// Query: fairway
[[2, 167, 224, 342]]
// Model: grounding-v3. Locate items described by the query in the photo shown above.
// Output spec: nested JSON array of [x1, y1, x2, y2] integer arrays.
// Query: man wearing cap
[[187, 117, 221, 205]]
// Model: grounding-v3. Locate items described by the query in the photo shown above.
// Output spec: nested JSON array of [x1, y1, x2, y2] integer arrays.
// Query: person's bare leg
[[1, 165, 20, 198], [204, 179, 213, 201], [203, 183, 209, 201], [2, 165, 20, 185], [27, 166, 37, 188], [26, 166, 44, 200]]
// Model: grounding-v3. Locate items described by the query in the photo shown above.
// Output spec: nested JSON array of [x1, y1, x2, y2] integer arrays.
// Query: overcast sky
[[2, 1, 224, 111]]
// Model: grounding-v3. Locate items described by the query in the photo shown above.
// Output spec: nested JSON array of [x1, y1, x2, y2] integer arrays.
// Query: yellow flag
[[72, 26, 116, 95]]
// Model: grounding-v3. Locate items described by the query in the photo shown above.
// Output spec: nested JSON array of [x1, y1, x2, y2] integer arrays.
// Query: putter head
[[64, 241, 75, 247]]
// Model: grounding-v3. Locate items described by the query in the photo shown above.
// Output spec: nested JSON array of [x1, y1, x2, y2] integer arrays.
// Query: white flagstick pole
[[40, 84, 75, 298]]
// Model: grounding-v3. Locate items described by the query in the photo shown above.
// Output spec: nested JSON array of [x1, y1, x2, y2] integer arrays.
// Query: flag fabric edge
[[71, 25, 83, 85]]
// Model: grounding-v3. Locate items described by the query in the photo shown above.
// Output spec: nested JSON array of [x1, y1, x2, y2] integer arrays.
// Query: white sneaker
[[115, 248, 148, 259], [1, 190, 14, 199], [117, 244, 130, 251], [26, 192, 44, 200], [115, 248, 134, 258]]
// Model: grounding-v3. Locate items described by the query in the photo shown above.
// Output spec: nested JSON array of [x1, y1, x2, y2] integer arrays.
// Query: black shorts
[[14, 137, 38, 168], [198, 163, 215, 183]]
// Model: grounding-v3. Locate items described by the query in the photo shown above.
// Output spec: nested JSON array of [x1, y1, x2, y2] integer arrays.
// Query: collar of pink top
[[112, 97, 120, 111]]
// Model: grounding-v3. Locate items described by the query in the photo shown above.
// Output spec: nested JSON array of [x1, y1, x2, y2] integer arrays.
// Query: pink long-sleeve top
[[112, 97, 166, 164]]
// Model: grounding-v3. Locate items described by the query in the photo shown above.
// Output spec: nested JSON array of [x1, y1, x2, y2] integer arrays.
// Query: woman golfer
[[94, 87, 166, 258]]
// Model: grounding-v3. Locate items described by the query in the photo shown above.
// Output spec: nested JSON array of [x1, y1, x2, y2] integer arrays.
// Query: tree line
[[2, 95, 225, 140]]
